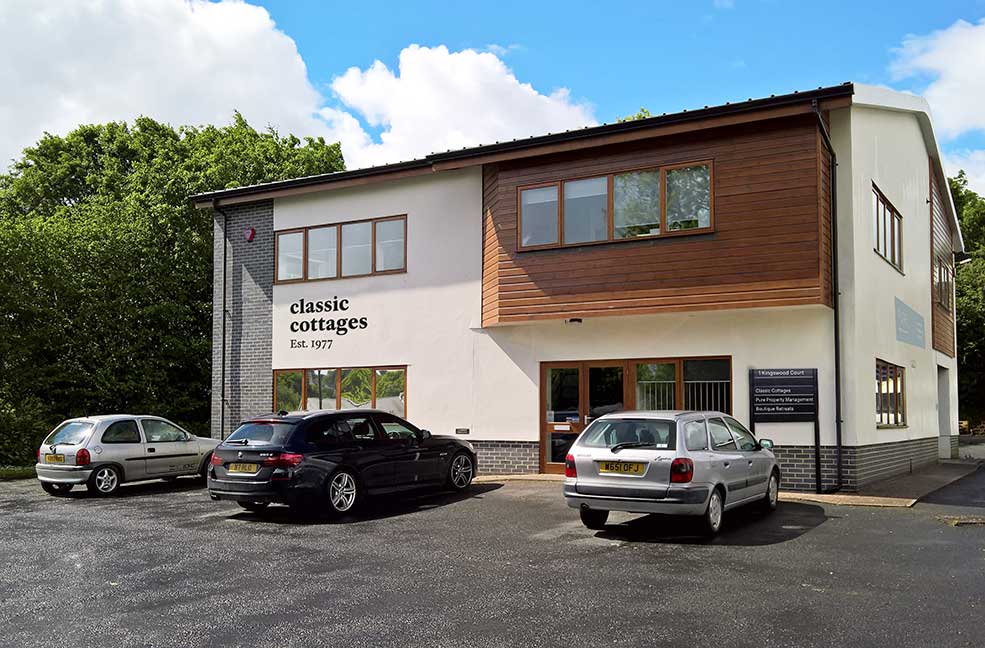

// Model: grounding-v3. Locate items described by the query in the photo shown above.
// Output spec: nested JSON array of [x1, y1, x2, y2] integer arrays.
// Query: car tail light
[[210, 453, 222, 466], [262, 453, 303, 468], [670, 457, 694, 483], [75, 448, 91, 466], [564, 453, 577, 478], [37, 447, 41, 464]]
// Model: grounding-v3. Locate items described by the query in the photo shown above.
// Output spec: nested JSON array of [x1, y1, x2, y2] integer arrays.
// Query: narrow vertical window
[[307, 226, 338, 280], [276, 231, 304, 282], [520, 185, 559, 247], [872, 185, 903, 271], [374, 218, 406, 272], [341, 221, 373, 277], [274, 370, 303, 412], [305, 369, 338, 411], [375, 368, 406, 416], [614, 170, 661, 239], [666, 164, 711, 231], [340, 367, 373, 409], [562, 177, 608, 244]]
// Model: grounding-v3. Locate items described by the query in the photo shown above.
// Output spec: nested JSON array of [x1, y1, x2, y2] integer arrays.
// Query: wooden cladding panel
[[481, 115, 830, 325], [930, 171, 955, 357]]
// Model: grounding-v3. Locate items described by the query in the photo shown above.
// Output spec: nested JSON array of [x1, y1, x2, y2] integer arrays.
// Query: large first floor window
[[875, 359, 906, 427], [273, 366, 406, 417]]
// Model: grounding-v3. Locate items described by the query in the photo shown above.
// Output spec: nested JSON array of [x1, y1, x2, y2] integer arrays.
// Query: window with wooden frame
[[273, 366, 407, 417], [872, 185, 903, 271], [935, 255, 954, 312], [875, 359, 906, 427], [517, 161, 713, 251], [274, 215, 406, 284]]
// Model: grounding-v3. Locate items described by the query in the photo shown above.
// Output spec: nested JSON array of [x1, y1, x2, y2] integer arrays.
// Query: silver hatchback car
[[35, 415, 219, 496], [563, 411, 779, 535]]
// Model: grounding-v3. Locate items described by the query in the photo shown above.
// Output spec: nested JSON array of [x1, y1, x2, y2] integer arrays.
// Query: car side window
[[142, 419, 187, 443], [304, 419, 352, 447], [725, 417, 758, 451], [102, 420, 141, 444], [375, 414, 418, 440], [341, 415, 377, 442], [707, 418, 737, 451], [683, 420, 709, 451]]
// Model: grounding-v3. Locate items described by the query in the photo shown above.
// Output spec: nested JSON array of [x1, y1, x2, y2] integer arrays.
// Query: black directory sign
[[750, 368, 818, 423]]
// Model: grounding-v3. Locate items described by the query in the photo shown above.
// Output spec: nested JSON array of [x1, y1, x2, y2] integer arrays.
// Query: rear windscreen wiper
[[610, 442, 658, 453], [224, 438, 249, 445]]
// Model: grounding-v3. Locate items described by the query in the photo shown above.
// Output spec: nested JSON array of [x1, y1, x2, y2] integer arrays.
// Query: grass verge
[[0, 466, 36, 480]]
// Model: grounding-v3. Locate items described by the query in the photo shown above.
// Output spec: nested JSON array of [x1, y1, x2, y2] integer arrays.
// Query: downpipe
[[213, 199, 229, 441]]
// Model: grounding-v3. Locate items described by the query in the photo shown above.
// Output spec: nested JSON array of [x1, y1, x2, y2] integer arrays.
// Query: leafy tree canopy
[[617, 107, 652, 123], [0, 114, 343, 464]]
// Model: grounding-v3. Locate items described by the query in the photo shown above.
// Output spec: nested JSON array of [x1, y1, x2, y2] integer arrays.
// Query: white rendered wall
[[835, 104, 959, 453]]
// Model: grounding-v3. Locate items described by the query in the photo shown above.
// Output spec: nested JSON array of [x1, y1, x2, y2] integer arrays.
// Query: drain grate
[[937, 515, 985, 527]]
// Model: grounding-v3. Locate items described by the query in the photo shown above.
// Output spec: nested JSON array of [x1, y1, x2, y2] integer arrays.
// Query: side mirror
[[758, 438, 774, 450], [419, 429, 432, 440]]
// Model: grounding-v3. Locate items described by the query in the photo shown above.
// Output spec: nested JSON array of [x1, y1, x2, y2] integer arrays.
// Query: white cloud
[[0, 1, 596, 173], [945, 150, 985, 196], [323, 45, 596, 168], [891, 18, 985, 139]]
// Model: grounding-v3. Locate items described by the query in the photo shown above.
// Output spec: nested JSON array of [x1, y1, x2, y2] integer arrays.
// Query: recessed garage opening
[[540, 356, 731, 472]]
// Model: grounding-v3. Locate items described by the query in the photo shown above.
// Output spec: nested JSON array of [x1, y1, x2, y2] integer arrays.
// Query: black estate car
[[207, 409, 477, 516]]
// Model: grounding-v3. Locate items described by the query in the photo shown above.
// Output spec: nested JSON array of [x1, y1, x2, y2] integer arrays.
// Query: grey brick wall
[[773, 437, 939, 492], [950, 436, 959, 459], [211, 201, 274, 439], [472, 440, 539, 475]]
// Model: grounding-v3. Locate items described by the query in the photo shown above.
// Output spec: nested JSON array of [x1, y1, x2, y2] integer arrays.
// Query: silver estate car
[[563, 411, 779, 535], [35, 415, 219, 496]]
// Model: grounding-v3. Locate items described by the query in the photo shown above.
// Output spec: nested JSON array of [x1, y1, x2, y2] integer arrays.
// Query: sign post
[[749, 368, 821, 493]]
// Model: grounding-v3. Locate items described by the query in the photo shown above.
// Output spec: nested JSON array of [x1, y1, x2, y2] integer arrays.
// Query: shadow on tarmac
[[595, 501, 831, 546]]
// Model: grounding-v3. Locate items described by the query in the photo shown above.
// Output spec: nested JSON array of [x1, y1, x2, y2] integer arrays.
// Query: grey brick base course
[[472, 440, 539, 475], [211, 201, 274, 439], [950, 436, 960, 459], [773, 437, 940, 492]]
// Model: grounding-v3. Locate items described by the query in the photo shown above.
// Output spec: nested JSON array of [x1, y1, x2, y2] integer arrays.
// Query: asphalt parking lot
[[2, 471, 985, 648]]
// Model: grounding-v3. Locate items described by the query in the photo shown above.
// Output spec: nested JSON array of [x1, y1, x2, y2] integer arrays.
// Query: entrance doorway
[[938, 366, 952, 458], [540, 356, 731, 473]]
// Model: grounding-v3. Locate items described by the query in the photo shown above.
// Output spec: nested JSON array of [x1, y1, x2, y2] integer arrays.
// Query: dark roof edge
[[192, 83, 854, 206]]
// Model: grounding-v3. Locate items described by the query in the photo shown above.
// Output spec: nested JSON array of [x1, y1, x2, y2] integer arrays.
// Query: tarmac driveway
[[1, 469, 984, 648]]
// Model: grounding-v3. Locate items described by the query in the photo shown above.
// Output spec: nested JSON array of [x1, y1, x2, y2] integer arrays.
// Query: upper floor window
[[872, 185, 903, 271], [275, 215, 406, 284], [935, 255, 954, 312], [518, 161, 713, 251]]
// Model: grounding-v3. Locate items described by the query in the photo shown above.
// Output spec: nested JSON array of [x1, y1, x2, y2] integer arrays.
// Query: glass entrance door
[[586, 363, 626, 426], [543, 363, 582, 473]]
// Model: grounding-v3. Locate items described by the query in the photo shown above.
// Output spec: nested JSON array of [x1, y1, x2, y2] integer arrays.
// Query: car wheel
[[579, 508, 609, 530], [238, 501, 269, 512], [199, 453, 212, 480], [447, 452, 475, 491], [326, 469, 359, 516], [41, 482, 73, 496], [761, 471, 780, 512], [87, 466, 122, 496], [703, 488, 725, 536]]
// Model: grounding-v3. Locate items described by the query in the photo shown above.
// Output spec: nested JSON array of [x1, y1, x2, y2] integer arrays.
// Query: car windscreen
[[43, 421, 95, 446], [578, 418, 676, 450], [225, 422, 295, 446]]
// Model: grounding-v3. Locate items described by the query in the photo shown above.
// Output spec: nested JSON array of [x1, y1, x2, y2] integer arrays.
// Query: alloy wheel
[[708, 491, 723, 531], [768, 474, 779, 507], [329, 472, 357, 512], [451, 454, 473, 489], [94, 467, 118, 494]]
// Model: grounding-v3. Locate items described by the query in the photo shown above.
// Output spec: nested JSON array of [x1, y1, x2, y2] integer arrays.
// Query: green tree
[[949, 171, 985, 426], [617, 107, 652, 123], [0, 115, 344, 464]]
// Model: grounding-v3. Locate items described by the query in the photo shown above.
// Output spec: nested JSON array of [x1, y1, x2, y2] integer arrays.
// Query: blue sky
[[256, 0, 985, 154]]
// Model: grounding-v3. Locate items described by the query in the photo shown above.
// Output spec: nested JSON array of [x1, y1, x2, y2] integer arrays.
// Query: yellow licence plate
[[598, 461, 645, 475], [44, 454, 65, 464], [227, 462, 259, 474]]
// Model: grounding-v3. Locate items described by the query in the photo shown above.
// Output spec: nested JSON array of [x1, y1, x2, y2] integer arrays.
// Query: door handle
[[147, 447, 156, 453], [723, 462, 730, 468]]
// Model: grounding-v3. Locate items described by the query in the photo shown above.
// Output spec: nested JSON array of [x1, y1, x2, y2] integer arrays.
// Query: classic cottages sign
[[287, 296, 368, 350]]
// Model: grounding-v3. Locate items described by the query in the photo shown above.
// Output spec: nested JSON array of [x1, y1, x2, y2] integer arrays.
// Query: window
[[563, 177, 608, 244], [102, 420, 141, 444], [520, 185, 559, 247], [517, 161, 713, 251], [227, 422, 295, 445], [614, 170, 661, 238], [276, 231, 304, 281], [707, 418, 737, 451], [683, 359, 731, 413], [274, 215, 406, 283], [684, 420, 709, 451], [307, 226, 337, 280], [274, 367, 407, 417], [340, 415, 376, 441], [936, 256, 953, 311], [666, 163, 711, 231], [304, 419, 351, 447], [872, 185, 903, 271], [579, 418, 676, 450], [43, 421, 94, 446], [142, 419, 187, 443], [635, 362, 676, 410], [376, 413, 419, 440], [725, 417, 757, 451], [875, 359, 906, 427]]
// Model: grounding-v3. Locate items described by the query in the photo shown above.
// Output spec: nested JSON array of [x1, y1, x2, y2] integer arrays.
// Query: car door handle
[[723, 462, 730, 468], [147, 447, 156, 453]]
